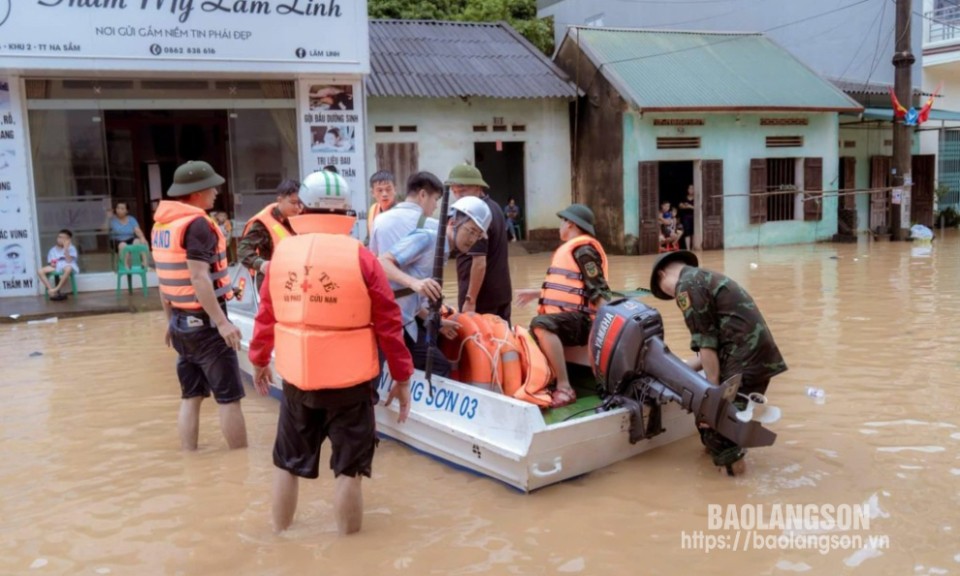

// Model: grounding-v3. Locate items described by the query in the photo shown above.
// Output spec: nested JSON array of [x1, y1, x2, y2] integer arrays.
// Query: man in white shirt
[[368, 172, 444, 257], [38, 229, 79, 300]]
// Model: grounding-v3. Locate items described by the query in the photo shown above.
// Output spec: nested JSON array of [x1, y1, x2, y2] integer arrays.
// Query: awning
[[856, 107, 960, 122]]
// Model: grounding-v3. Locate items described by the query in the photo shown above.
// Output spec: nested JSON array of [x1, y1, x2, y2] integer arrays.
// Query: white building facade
[[0, 1, 370, 297]]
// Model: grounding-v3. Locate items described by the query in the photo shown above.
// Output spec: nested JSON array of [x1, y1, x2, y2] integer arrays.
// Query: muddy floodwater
[[3, 235, 959, 575]]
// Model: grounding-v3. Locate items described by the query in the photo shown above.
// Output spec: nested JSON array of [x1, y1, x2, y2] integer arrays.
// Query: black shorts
[[168, 312, 245, 405], [530, 311, 593, 347], [273, 381, 378, 479]]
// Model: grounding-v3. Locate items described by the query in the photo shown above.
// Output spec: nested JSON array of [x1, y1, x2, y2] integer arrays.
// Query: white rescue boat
[[226, 264, 697, 492]]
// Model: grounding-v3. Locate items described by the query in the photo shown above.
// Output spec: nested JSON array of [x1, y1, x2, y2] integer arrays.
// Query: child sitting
[[38, 229, 79, 300]]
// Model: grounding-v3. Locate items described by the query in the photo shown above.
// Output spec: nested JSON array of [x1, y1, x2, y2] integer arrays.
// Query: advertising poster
[[297, 79, 367, 240], [0, 0, 369, 74], [0, 77, 38, 297]]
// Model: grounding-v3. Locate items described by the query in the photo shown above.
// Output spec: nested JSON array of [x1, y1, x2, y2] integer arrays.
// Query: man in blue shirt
[[378, 196, 492, 376], [368, 172, 443, 257]]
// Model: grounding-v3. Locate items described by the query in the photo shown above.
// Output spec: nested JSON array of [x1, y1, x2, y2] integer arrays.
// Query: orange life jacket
[[513, 326, 554, 408], [439, 311, 503, 390], [538, 235, 609, 316], [367, 202, 385, 236], [151, 201, 233, 310], [270, 233, 378, 391], [483, 314, 523, 397], [242, 203, 293, 273]]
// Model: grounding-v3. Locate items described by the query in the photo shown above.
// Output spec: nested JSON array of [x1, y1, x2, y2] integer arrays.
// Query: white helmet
[[450, 196, 492, 233], [300, 170, 352, 212]]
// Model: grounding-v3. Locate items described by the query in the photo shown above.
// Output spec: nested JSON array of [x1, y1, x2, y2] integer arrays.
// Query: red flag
[[889, 87, 908, 120], [918, 82, 943, 125]]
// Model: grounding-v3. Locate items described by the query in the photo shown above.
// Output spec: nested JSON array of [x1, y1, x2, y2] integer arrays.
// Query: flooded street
[[3, 235, 960, 575]]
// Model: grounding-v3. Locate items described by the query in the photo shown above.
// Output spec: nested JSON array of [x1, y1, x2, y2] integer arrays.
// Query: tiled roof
[[368, 20, 579, 99], [562, 27, 862, 112]]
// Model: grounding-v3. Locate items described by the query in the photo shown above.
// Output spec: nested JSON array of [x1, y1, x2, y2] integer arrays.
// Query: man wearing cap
[[151, 160, 248, 451], [515, 204, 615, 408], [650, 250, 787, 474], [446, 164, 512, 323], [379, 194, 493, 376]]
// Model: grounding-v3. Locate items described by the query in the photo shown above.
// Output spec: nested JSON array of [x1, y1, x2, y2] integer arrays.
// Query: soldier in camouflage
[[650, 250, 787, 475]]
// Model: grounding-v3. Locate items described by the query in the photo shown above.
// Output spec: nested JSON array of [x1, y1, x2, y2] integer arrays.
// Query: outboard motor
[[589, 298, 777, 449]]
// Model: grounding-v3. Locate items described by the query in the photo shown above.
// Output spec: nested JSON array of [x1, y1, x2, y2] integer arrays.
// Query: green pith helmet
[[649, 250, 700, 300], [166, 161, 225, 198], [444, 164, 489, 188], [557, 203, 596, 237]]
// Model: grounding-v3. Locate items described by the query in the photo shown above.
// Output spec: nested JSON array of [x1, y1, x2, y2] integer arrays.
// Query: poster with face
[[0, 77, 38, 296], [298, 79, 367, 241]]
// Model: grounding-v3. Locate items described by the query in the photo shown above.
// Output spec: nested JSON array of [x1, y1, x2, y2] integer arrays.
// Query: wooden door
[[803, 157, 823, 221], [638, 161, 659, 254], [749, 159, 767, 224], [870, 155, 891, 232], [841, 157, 857, 209], [375, 143, 419, 194], [911, 154, 936, 228], [702, 160, 724, 250]]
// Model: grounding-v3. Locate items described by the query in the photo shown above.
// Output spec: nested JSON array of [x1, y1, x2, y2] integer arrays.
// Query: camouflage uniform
[[674, 266, 787, 467]]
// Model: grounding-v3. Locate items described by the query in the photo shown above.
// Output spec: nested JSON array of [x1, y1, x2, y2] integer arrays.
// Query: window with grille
[[766, 158, 797, 222], [939, 129, 960, 209]]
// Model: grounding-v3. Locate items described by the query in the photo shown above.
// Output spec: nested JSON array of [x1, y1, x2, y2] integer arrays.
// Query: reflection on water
[[3, 234, 960, 574]]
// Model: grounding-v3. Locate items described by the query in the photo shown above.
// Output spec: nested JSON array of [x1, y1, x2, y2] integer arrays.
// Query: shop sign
[[297, 78, 367, 240], [0, 77, 39, 297], [0, 0, 369, 74]]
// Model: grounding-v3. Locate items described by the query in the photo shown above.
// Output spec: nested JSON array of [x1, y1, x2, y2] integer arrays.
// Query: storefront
[[0, 0, 369, 297]]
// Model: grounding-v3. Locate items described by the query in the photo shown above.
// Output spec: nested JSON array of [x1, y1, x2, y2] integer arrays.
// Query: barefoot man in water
[[151, 161, 249, 451], [249, 171, 413, 535]]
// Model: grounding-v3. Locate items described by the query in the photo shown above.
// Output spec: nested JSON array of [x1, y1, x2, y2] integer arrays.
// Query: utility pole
[[890, 0, 915, 241]]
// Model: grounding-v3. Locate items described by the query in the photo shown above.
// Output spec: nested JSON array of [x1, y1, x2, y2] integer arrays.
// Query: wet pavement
[[2, 234, 959, 575]]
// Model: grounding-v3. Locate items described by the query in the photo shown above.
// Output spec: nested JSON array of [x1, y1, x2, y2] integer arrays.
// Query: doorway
[[658, 161, 694, 209], [474, 142, 525, 238], [105, 110, 231, 230]]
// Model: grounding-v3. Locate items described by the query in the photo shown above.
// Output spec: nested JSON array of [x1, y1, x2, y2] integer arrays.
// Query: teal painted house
[[554, 27, 863, 254]]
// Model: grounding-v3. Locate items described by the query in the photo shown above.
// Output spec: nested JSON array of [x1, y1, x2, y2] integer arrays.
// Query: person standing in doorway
[[446, 164, 512, 323], [238, 179, 301, 292], [248, 170, 413, 535], [151, 160, 248, 451], [678, 185, 695, 250], [504, 197, 521, 242]]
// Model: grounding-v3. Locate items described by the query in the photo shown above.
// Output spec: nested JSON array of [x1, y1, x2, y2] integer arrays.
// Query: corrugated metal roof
[[367, 20, 578, 99], [565, 27, 862, 112], [860, 107, 960, 122], [831, 79, 928, 97]]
